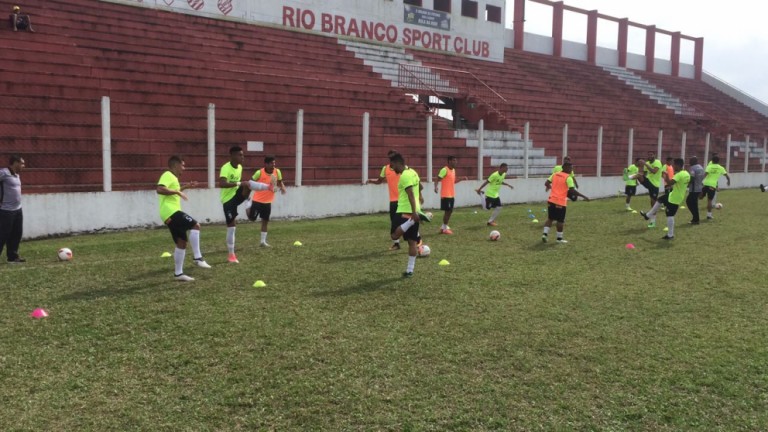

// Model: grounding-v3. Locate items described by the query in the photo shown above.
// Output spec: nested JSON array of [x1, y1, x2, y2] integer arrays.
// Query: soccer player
[[640, 151, 662, 208], [551, 156, 580, 189], [475, 163, 514, 226], [622, 158, 644, 211], [434, 155, 467, 234], [661, 157, 675, 195], [0, 155, 26, 263], [640, 158, 690, 239], [389, 153, 423, 278], [247, 156, 286, 247], [701, 155, 730, 220], [686, 156, 705, 224], [541, 162, 589, 244], [219, 146, 272, 263], [157, 156, 211, 282], [367, 150, 402, 250]]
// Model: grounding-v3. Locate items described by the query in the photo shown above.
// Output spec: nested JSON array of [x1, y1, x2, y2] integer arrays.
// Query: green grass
[[2, 190, 767, 431]]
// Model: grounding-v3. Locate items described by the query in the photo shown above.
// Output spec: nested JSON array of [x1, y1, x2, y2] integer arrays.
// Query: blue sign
[[404, 5, 451, 31]]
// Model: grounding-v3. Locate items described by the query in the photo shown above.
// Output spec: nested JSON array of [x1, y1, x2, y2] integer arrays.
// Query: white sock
[[489, 207, 501, 222], [190, 229, 202, 260], [625, 203, 630, 208], [648, 202, 662, 218], [407, 255, 416, 273], [174, 247, 185, 275], [707, 212, 713, 217], [393, 239, 400, 244], [399, 218, 415, 232], [667, 217, 675, 237], [556, 231, 564, 240], [441, 223, 448, 230], [543, 226, 550, 235], [260, 231, 268, 243], [248, 179, 270, 191], [226, 227, 236, 254]]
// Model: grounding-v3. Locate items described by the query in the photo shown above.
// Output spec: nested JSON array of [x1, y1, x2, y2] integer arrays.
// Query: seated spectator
[[10, 5, 34, 32]]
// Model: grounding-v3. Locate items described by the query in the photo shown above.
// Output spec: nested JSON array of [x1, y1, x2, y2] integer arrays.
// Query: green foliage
[[2, 190, 767, 431]]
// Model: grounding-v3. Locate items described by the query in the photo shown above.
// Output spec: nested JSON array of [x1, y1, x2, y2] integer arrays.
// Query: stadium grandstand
[[1, 0, 766, 235]]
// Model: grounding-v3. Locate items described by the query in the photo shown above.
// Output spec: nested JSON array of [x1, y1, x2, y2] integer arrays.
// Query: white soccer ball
[[489, 230, 501, 241], [715, 202, 723, 209], [57, 247, 73, 261], [418, 244, 431, 257]]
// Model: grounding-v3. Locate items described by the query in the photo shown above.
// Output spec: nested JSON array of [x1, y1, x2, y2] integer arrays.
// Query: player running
[[476, 163, 514, 227], [367, 150, 403, 250]]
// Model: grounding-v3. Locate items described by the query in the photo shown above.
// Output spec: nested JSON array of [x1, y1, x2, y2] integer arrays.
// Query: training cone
[[680, 206, 686, 209], [632, 210, 638, 214], [30, 308, 49, 319], [532, 219, 539, 223], [252, 280, 267, 288], [663, 227, 669, 232], [438, 259, 450, 266], [625, 243, 635, 250], [293, 241, 303, 247], [161, 252, 172, 258]]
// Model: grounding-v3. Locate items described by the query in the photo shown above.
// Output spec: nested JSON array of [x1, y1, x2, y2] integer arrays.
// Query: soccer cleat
[[556, 239, 568, 244], [193, 258, 212, 269], [174, 273, 195, 282], [227, 253, 239, 264], [761, 184, 766, 192], [639, 211, 649, 221], [661, 235, 674, 240], [647, 222, 656, 228], [706, 215, 714, 220], [487, 221, 498, 227], [417, 211, 432, 222], [402, 271, 414, 278], [439, 229, 454, 235], [625, 207, 634, 212], [389, 243, 401, 251], [7, 257, 26, 264], [541, 234, 548, 243], [260, 242, 271, 247]]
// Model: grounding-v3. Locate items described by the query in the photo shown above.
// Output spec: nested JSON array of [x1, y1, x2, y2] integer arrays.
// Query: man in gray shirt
[[0, 155, 26, 263], [686, 156, 705, 225]]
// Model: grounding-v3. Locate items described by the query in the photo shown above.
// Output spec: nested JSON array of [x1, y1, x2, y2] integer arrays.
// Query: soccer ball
[[424, 211, 433, 220], [715, 202, 723, 209], [417, 244, 431, 257], [489, 230, 501, 241], [57, 247, 73, 261]]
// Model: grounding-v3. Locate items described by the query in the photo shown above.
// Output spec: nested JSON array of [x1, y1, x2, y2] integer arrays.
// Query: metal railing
[[397, 63, 510, 125]]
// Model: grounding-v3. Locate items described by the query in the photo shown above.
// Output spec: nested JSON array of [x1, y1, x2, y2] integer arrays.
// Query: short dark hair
[[666, 157, 673, 162], [562, 162, 573, 171], [673, 158, 684, 167], [499, 163, 508, 168], [689, 156, 698, 165], [9, 154, 23, 164], [264, 156, 276, 164], [168, 155, 183, 167], [447, 155, 456, 161], [389, 152, 404, 165], [387, 150, 398, 157], [634, 157, 643, 163], [229, 146, 243, 154], [712, 156, 720, 163]]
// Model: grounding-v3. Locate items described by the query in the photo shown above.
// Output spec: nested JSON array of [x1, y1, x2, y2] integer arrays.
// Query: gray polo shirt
[[688, 164, 705, 193], [0, 167, 22, 211]]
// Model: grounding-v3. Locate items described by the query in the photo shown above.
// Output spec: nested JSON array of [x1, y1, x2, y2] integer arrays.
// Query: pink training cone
[[625, 243, 635, 250], [30, 308, 49, 319]]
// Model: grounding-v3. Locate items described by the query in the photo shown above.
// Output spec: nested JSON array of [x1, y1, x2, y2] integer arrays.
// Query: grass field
[[2, 189, 767, 431]]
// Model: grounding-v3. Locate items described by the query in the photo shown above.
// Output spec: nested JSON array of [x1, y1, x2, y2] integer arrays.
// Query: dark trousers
[[0, 208, 23, 261], [686, 192, 700, 223]]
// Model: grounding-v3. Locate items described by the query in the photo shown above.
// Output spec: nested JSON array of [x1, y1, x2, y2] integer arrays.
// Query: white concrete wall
[[21, 174, 767, 239]]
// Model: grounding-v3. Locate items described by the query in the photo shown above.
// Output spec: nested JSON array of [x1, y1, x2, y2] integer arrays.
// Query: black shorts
[[166, 211, 197, 243], [625, 186, 637, 196], [389, 201, 398, 233], [440, 197, 455, 211], [394, 215, 421, 242], [702, 186, 717, 200], [485, 196, 502, 209], [222, 186, 249, 224], [641, 179, 659, 200], [547, 202, 567, 223], [247, 201, 271, 221], [665, 202, 679, 217]]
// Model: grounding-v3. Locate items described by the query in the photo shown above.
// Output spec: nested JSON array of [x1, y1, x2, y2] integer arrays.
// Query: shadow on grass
[[312, 276, 404, 297], [322, 250, 389, 263], [56, 268, 186, 301]]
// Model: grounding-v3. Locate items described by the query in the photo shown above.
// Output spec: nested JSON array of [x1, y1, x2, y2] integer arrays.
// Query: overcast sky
[[505, 0, 768, 104]]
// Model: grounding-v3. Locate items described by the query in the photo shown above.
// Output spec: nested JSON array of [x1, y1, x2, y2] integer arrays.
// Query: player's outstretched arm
[[569, 187, 590, 201], [219, 177, 239, 189]]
